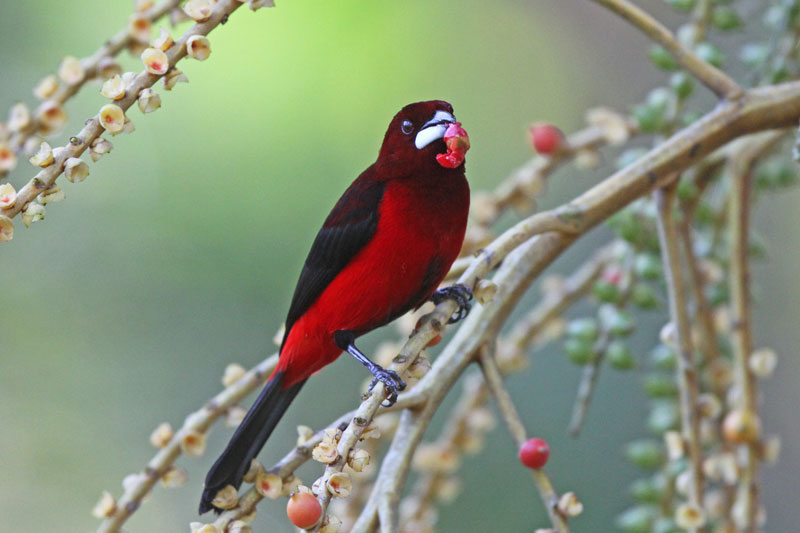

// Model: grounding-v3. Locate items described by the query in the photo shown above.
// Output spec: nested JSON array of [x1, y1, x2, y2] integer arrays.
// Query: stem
[[478, 345, 570, 532], [725, 132, 782, 533], [653, 182, 705, 525]]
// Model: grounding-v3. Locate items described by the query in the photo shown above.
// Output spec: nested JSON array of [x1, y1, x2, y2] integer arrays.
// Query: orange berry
[[287, 491, 322, 529]]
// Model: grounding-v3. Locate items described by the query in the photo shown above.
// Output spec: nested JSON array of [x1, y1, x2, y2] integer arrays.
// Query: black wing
[[281, 171, 385, 349]]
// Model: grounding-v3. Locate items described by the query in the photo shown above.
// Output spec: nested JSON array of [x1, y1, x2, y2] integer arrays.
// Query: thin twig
[[588, 0, 743, 99], [653, 182, 704, 528], [478, 345, 570, 532], [726, 132, 782, 533]]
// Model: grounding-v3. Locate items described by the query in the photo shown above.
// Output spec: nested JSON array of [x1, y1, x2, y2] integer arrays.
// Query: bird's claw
[[431, 284, 474, 324], [368, 367, 407, 407]]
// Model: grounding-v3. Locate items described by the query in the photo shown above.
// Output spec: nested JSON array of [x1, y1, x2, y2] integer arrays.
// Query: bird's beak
[[415, 110, 456, 149]]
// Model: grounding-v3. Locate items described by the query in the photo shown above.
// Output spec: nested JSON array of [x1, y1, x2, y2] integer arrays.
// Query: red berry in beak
[[436, 122, 470, 168]]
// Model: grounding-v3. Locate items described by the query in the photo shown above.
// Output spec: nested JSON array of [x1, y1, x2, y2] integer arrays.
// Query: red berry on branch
[[286, 491, 322, 529], [528, 123, 564, 155], [519, 437, 550, 469]]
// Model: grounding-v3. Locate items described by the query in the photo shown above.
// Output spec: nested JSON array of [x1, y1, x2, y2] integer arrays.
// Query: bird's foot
[[368, 366, 407, 407], [431, 284, 473, 324]]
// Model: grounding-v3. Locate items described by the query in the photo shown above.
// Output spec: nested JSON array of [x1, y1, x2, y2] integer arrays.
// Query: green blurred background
[[1, 1, 798, 531]]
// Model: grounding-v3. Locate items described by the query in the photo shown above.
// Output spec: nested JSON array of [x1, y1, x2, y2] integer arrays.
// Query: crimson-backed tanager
[[200, 100, 472, 514]]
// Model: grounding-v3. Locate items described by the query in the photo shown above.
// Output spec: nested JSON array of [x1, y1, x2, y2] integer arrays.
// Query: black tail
[[199, 371, 306, 514]]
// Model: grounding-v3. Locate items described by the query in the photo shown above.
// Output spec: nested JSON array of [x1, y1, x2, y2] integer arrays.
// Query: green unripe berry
[[694, 202, 716, 225], [629, 476, 664, 504], [625, 439, 666, 470], [632, 103, 665, 133], [609, 210, 645, 244], [649, 45, 679, 71], [665, 0, 695, 12], [634, 253, 662, 280], [566, 317, 599, 343], [695, 42, 725, 67], [564, 338, 595, 365], [643, 374, 678, 398], [607, 341, 636, 370], [649, 344, 677, 371], [709, 283, 729, 305], [648, 401, 680, 434], [740, 43, 769, 67], [599, 305, 635, 337], [676, 178, 699, 201], [593, 280, 622, 303], [631, 284, 659, 309], [711, 6, 742, 30], [669, 72, 693, 100]]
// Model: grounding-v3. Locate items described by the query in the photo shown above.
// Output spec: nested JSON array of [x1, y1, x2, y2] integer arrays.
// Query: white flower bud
[[557, 491, 583, 517], [187, 35, 211, 60], [35, 101, 67, 133], [64, 157, 90, 183], [128, 14, 152, 42], [255, 471, 282, 499], [58, 55, 85, 85], [0, 143, 17, 172], [748, 348, 777, 378], [211, 485, 239, 510], [91, 490, 117, 519], [150, 422, 174, 448], [325, 472, 352, 498], [0, 215, 13, 242], [0, 183, 16, 209], [141, 47, 169, 75], [153, 27, 174, 51], [101, 75, 126, 100], [33, 75, 59, 100], [21, 203, 45, 228], [675, 502, 706, 529], [184, 0, 215, 21], [29, 142, 54, 167], [99, 104, 126, 133], [8, 102, 31, 132], [163, 69, 188, 90]]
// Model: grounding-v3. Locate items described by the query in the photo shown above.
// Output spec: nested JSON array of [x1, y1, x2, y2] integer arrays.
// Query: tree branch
[[2, 0, 249, 224], [3, 0, 182, 155]]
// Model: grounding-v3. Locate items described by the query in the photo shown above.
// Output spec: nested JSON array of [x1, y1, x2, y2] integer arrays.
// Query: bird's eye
[[401, 120, 414, 135]]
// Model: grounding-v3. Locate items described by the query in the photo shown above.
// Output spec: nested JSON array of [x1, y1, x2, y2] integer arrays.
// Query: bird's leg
[[334, 330, 407, 407], [431, 284, 474, 324]]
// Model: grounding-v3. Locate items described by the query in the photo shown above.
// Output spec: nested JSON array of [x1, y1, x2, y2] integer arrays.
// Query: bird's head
[[377, 100, 469, 175]]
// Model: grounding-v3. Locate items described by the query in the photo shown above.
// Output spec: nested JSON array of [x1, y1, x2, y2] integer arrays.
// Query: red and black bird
[[200, 100, 472, 514]]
